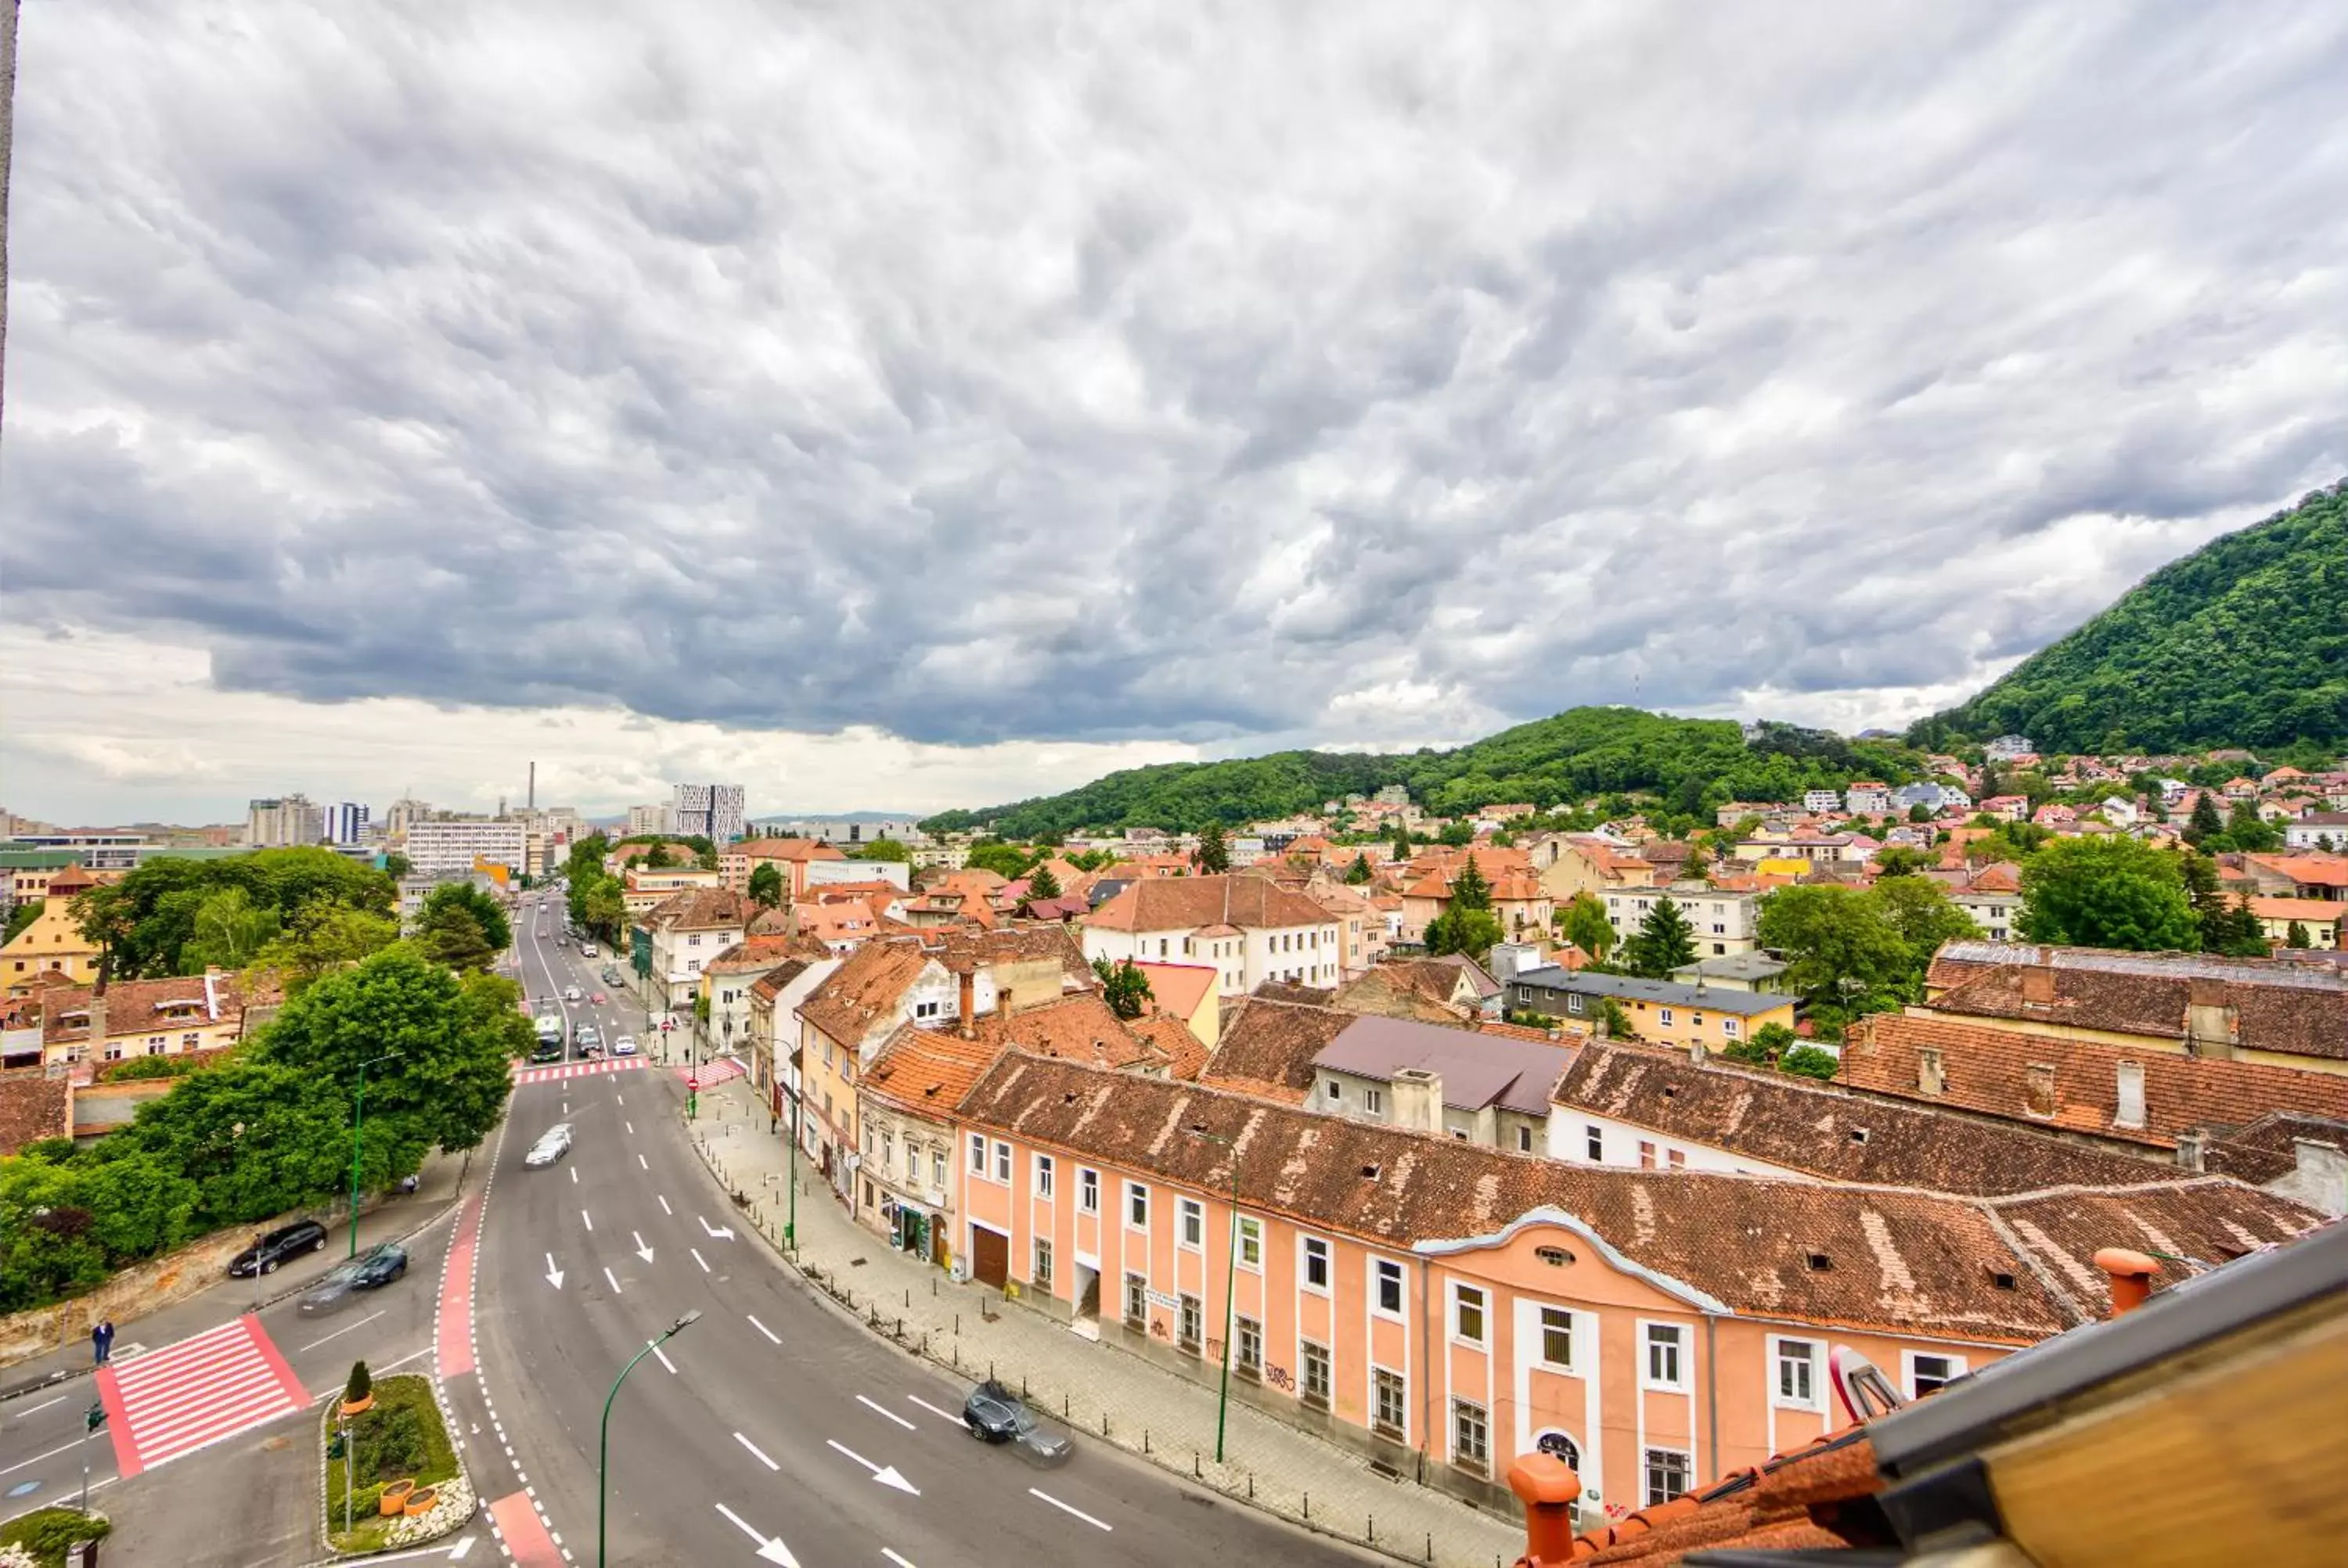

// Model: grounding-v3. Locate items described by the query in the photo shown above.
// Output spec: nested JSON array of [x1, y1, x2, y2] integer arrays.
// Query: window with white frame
[[1644, 1323, 1687, 1389], [1035, 1153, 1055, 1199], [1126, 1181, 1149, 1228], [1723, 1018, 1739, 1038], [1906, 1351, 1965, 1397], [1374, 1257, 1405, 1316], [1585, 1124, 1603, 1161], [1033, 1238, 1053, 1289], [1452, 1283, 1486, 1346], [1123, 1271, 1147, 1326], [993, 1141, 1011, 1182], [1364, 1086, 1383, 1115], [913, 999, 940, 1020], [931, 1149, 946, 1188], [1658, 1006, 1675, 1025], [1324, 1079, 1342, 1102], [1179, 1197, 1204, 1249], [1516, 1125, 1534, 1153], [1644, 1448, 1691, 1506], [1300, 1340, 1331, 1407], [1235, 1315, 1262, 1373], [1302, 1235, 1331, 1292], [1452, 1398, 1489, 1471], [968, 1133, 985, 1174], [1374, 1368, 1407, 1436], [1177, 1293, 1203, 1351], [1540, 1306, 1573, 1368], [1079, 1167, 1099, 1213], [1774, 1338, 1820, 1407], [1237, 1216, 1262, 1269]]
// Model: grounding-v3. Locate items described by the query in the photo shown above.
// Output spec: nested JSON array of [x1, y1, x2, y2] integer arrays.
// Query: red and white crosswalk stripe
[[96, 1313, 307, 1477], [678, 1056, 746, 1088], [513, 1057, 647, 1085]]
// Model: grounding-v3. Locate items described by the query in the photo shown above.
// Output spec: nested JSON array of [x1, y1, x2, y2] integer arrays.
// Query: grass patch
[[323, 1375, 458, 1552], [0, 1507, 111, 1568]]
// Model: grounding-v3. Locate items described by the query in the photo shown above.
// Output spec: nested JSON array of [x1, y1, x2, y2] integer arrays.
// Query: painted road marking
[[714, 1502, 799, 1566], [657, 1194, 672, 1215], [690, 1247, 710, 1274], [826, 1439, 920, 1494], [647, 1339, 679, 1375], [98, 1313, 306, 1477], [511, 1059, 648, 1085], [639, 1153, 649, 1170], [884, 1552, 918, 1568], [297, 1308, 387, 1352], [569, 1167, 578, 1185], [489, 1489, 564, 1567], [11, 1396, 66, 1419], [438, 1191, 484, 1378], [581, 1209, 593, 1232], [0, 1437, 85, 1477], [625, 1120, 635, 1135], [734, 1431, 780, 1470], [906, 1395, 960, 1424], [858, 1394, 915, 1430], [603, 1266, 622, 1294], [1029, 1488, 1112, 1530], [747, 1315, 781, 1345]]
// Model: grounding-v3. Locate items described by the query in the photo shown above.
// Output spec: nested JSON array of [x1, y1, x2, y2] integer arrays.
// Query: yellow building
[[2, 865, 106, 994], [1504, 966, 1797, 1053]]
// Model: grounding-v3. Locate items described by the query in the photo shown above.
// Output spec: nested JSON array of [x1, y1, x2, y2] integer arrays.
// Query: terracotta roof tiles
[[1199, 999, 1354, 1103], [1922, 947, 2348, 1062], [0, 1072, 72, 1155], [1083, 875, 1334, 935]]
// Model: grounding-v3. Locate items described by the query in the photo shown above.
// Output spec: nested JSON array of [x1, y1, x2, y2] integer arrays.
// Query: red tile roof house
[[949, 1056, 2316, 1522], [1081, 875, 1343, 996]]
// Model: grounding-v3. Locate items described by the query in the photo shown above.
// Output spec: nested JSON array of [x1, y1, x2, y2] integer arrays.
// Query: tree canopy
[[746, 862, 785, 909], [74, 849, 396, 980], [1757, 880, 1978, 1040], [418, 882, 510, 955], [2016, 836, 2199, 952], [1622, 896, 1697, 978], [1092, 956, 1154, 1020]]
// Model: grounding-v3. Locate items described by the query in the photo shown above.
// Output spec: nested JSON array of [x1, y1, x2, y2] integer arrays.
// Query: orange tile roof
[[2246, 896, 2348, 925], [1133, 962, 1217, 1022], [1127, 1012, 1210, 1081], [1084, 874, 1334, 934], [726, 837, 848, 863], [797, 938, 931, 1045], [1199, 999, 1352, 1102]]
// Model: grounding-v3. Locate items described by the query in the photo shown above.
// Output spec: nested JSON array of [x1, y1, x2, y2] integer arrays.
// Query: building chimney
[[999, 986, 1014, 1018], [958, 969, 975, 1039], [1390, 1067, 1444, 1135], [2092, 1247, 2160, 1318], [2019, 963, 2056, 1006], [2173, 1130, 2206, 1173], [1687, 1038, 1706, 1064], [1507, 1451, 1583, 1567], [87, 991, 108, 1050], [1918, 1046, 1946, 1096], [2184, 978, 2237, 1059]]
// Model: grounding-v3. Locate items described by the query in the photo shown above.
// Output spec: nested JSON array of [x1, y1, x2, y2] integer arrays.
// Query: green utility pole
[[600, 1310, 700, 1567], [348, 1052, 400, 1258], [787, 1066, 801, 1251], [1184, 1124, 1244, 1464]]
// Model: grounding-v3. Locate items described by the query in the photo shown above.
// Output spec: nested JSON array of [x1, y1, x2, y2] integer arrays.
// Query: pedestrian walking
[[92, 1319, 115, 1366]]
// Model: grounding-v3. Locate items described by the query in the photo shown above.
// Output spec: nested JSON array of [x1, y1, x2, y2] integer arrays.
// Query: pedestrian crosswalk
[[97, 1313, 308, 1478], [679, 1056, 747, 1088], [513, 1057, 647, 1085]]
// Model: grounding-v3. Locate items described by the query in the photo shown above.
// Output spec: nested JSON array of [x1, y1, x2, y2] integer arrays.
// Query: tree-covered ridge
[[1914, 480, 2348, 755], [923, 707, 1925, 837]]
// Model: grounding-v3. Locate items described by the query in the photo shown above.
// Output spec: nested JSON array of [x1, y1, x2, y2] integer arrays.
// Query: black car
[[962, 1379, 1073, 1464], [229, 1218, 329, 1278], [297, 1244, 409, 1315]]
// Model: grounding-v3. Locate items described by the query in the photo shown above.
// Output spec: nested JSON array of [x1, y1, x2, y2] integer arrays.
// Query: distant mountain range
[[1913, 479, 2346, 757], [920, 480, 2346, 837]]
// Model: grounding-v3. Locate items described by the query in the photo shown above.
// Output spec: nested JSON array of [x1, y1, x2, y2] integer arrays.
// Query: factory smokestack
[[528, 761, 535, 811]]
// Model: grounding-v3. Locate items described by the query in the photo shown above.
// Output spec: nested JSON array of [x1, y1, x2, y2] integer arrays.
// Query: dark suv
[[229, 1218, 329, 1277]]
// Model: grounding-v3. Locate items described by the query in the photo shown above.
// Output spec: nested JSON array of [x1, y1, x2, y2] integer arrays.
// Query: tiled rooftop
[[1200, 999, 1355, 1102]]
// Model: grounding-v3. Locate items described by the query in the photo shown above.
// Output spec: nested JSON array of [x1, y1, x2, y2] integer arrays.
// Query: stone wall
[[0, 1221, 265, 1370]]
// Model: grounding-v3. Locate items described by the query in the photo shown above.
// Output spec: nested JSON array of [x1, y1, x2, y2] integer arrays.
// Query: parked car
[[581, 944, 599, 958], [963, 1379, 1072, 1464], [524, 1124, 574, 1167], [229, 1218, 330, 1277], [297, 1243, 409, 1315], [612, 1035, 638, 1056]]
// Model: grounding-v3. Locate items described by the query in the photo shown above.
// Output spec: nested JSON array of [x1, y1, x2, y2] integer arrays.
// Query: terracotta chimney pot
[[1507, 1452, 1582, 1566], [2093, 1246, 2161, 1316]]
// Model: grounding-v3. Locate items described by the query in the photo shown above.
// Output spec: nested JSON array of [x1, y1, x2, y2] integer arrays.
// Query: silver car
[[524, 1124, 574, 1168]]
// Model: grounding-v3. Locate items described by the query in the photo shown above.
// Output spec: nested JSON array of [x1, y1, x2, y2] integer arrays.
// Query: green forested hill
[[922, 709, 1922, 838], [1912, 480, 2348, 755]]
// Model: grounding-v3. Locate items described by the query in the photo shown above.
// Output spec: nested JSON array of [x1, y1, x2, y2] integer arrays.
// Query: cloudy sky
[[5, 2, 2344, 825]]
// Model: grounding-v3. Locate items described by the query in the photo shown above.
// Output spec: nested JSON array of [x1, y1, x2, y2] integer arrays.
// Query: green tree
[[416, 883, 511, 954], [256, 902, 400, 996], [74, 848, 396, 980], [1871, 875, 1980, 961], [1780, 1045, 1842, 1081], [1196, 823, 1230, 875], [416, 904, 495, 973], [3, 898, 42, 944], [1091, 956, 1154, 1020], [1622, 896, 1698, 978], [1391, 822, 1413, 864], [966, 840, 1036, 880], [682, 835, 718, 869], [1026, 865, 1063, 902], [2286, 920, 2311, 948], [850, 837, 913, 864], [1449, 854, 1493, 912], [2181, 851, 2267, 956], [1757, 884, 1912, 1024], [1560, 893, 1614, 962], [746, 862, 785, 910], [381, 853, 412, 881], [1594, 995, 1635, 1039], [1871, 845, 1934, 877], [113, 1059, 358, 1230], [180, 886, 283, 972], [2017, 836, 2199, 952], [1424, 906, 1505, 958], [2223, 800, 2280, 852], [1435, 820, 1472, 847], [2185, 792, 2227, 847], [1345, 854, 1374, 885]]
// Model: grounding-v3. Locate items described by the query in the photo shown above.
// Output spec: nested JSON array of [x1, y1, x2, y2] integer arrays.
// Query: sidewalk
[[680, 1074, 1525, 1568]]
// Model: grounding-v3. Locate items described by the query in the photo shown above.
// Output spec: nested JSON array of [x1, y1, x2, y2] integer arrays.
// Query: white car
[[564, 986, 582, 1003], [524, 1124, 574, 1168], [581, 944, 599, 958], [612, 1035, 637, 1056]]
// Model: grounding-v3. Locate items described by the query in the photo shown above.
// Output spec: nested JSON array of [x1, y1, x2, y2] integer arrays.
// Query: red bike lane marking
[[437, 1189, 484, 1379], [489, 1489, 564, 1567], [94, 1365, 140, 1477]]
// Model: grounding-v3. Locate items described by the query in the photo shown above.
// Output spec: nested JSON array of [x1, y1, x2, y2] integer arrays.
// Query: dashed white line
[[1029, 1488, 1112, 1530], [603, 1266, 622, 1294], [11, 1396, 66, 1419], [883, 1552, 918, 1568], [581, 1209, 593, 1232], [906, 1395, 961, 1424], [734, 1432, 780, 1470], [690, 1246, 710, 1274], [658, 1195, 672, 1215], [747, 1314, 781, 1345], [647, 1339, 679, 1375], [569, 1167, 578, 1185], [297, 1308, 387, 1352], [858, 1394, 915, 1430], [638, 1154, 649, 1171], [625, 1120, 635, 1135]]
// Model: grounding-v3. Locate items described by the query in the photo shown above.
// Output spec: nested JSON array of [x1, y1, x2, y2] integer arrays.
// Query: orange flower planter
[[379, 1480, 416, 1517], [340, 1394, 375, 1417], [404, 1487, 438, 1517]]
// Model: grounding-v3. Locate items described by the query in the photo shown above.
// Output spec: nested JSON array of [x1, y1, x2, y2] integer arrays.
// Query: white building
[[322, 802, 370, 845], [403, 818, 528, 877], [1601, 886, 1763, 959], [626, 803, 675, 837], [1801, 790, 1840, 813], [247, 795, 323, 848], [1950, 888, 2021, 943], [2283, 813, 2348, 851], [672, 783, 747, 844], [1079, 874, 1341, 994], [1984, 735, 2036, 763]]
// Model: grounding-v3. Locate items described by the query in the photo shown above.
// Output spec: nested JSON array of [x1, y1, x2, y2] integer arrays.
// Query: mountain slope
[[1914, 480, 2348, 756], [921, 709, 1921, 838]]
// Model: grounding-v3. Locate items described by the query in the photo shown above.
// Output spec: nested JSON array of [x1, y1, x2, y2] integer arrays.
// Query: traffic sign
[[687, 1078, 700, 1091]]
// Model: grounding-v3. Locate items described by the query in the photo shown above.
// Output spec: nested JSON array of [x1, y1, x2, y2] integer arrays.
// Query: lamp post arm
[[599, 1336, 668, 1567]]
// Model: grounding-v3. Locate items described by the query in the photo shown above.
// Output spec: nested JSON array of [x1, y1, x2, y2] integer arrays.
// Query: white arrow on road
[[826, 1438, 920, 1495], [632, 1231, 655, 1264], [543, 1253, 564, 1289], [715, 1503, 799, 1566], [699, 1214, 735, 1241]]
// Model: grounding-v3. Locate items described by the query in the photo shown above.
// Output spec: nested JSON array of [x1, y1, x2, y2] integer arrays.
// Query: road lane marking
[[906, 1395, 960, 1423], [658, 1195, 672, 1215], [713, 1503, 799, 1566], [12, 1396, 67, 1419], [747, 1314, 781, 1344], [858, 1394, 915, 1430], [639, 1153, 649, 1170], [647, 1339, 679, 1375], [826, 1439, 920, 1494], [543, 1253, 564, 1290], [0, 1437, 85, 1476], [690, 1246, 711, 1273], [626, 1120, 635, 1135], [1029, 1488, 1112, 1530], [581, 1209, 593, 1232], [735, 1431, 780, 1470], [297, 1308, 388, 1352], [603, 1266, 623, 1294], [883, 1552, 918, 1568], [569, 1167, 577, 1185]]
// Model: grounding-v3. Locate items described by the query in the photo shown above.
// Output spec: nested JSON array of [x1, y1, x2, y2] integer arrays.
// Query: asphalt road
[[478, 895, 1380, 1568]]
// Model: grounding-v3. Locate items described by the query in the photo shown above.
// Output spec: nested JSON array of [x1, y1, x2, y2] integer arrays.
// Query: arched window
[[1536, 1430, 1580, 1469]]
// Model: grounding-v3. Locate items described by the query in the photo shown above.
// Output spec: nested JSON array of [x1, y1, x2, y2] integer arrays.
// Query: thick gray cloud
[[6, 0, 2346, 757]]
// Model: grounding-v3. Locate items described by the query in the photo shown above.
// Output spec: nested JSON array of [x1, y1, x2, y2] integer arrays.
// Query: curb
[[672, 1077, 1505, 1568]]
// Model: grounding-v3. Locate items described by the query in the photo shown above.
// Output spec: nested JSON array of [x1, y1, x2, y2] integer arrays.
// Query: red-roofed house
[[1133, 961, 1220, 1048], [1082, 876, 1341, 995], [717, 836, 848, 897]]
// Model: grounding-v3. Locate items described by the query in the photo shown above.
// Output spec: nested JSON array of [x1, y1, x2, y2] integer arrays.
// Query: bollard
[[1304, 1492, 1309, 1521], [1144, 1429, 1151, 1455], [955, 1314, 960, 1336], [1248, 1475, 1255, 1500], [1194, 1451, 1202, 1479], [906, 1289, 911, 1307], [1369, 1515, 1375, 1545], [1103, 1412, 1111, 1437], [1062, 1392, 1069, 1418], [1424, 1533, 1431, 1562], [932, 1278, 938, 1297]]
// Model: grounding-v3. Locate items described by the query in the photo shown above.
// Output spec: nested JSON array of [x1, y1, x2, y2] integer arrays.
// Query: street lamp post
[[348, 1052, 400, 1258], [1183, 1124, 1244, 1465], [786, 1054, 801, 1252], [600, 1309, 701, 1567]]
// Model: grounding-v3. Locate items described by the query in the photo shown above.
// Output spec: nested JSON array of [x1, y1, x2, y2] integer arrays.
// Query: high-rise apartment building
[[671, 784, 745, 844], [384, 798, 433, 836], [247, 795, 324, 848], [627, 802, 675, 837], [402, 818, 528, 877], [323, 802, 371, 844]]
